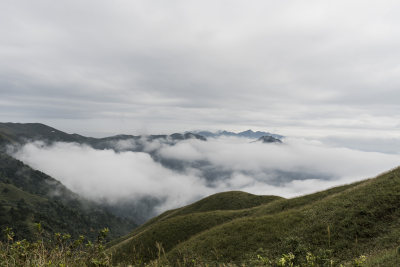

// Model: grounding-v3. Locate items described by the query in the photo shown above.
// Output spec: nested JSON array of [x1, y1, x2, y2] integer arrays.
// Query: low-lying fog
[[13, 136, 400, 220]]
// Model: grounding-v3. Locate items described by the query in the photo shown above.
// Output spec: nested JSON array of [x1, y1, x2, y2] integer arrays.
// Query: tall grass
[[0, 224, 111, 267], [0, 224, 378, 267], [0, 224, 374, 266]]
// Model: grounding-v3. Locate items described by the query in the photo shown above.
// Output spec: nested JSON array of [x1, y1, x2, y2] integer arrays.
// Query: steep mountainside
[[110, 168, 400, 266], [0, 152, 136, 241]]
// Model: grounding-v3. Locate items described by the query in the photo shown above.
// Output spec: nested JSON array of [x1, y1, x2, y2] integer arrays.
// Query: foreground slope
[[110, 168, 400, 265], [0, 152, 136, 241], [108, 192, 282, 258]]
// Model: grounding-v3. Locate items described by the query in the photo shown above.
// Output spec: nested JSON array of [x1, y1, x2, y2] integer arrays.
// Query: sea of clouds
[[13, 136, 400, 218]]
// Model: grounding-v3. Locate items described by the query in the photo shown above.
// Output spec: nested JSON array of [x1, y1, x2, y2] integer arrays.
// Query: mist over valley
[[2, 1, 400, 264], [3, 123, 399, 224]]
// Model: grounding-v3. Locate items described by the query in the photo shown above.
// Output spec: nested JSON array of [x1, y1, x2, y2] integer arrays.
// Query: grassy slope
[[109, 192, 282, 262], [111, 168, 400, 265], [170, 191, 282, 216]]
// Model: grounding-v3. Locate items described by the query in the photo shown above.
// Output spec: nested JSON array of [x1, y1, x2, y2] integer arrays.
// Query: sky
[[1, 1, 400, 143]]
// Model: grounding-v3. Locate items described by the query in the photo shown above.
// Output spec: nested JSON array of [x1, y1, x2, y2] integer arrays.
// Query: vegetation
[[1, 167, 400, 266], [109, 167, 400, 266], [1, 122, 399, 265], [363, 246, 400, 266], [0, 225, 373, 266], [0, 152, 136, 241], [0, 225, 112, 267]]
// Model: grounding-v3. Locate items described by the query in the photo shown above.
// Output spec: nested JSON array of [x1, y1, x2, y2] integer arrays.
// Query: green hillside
[[110, 168, 400, 266], [0, 152, 136, 241], [108, 192, 282, 262]]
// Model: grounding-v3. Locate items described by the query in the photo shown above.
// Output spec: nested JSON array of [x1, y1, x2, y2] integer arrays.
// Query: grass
[[0, 183, 47, 204], [364, 247, 400, 266], [0, 225, 374, 267], [108, 192, 281, 249], [0, 226, 112, 267], [109, 167, 400, 266]]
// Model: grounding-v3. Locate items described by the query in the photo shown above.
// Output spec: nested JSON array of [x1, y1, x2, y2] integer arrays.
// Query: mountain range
[[0, 122, 284, 227], [0, 122, 206, 150], [1, 122, 399, 265], [0, 123, 213, 224]]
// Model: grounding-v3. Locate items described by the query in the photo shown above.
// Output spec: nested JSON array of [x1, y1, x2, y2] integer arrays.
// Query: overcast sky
[[1, 0, 400, 141]]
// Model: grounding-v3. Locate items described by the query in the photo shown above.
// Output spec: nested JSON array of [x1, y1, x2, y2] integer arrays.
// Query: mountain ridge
[[0, 122, 207, 150]]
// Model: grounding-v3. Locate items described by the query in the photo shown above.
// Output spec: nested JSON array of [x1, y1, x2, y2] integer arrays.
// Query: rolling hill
[[109, 167, 400, 266]]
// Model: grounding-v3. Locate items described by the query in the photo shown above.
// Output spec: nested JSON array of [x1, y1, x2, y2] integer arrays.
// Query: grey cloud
[[1, 0, 400, 139]]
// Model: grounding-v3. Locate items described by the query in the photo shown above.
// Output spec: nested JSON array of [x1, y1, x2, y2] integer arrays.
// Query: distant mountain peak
[[193, 129, 283, 139], [169, 132, 206, 141], [255, 135, 282, 144]]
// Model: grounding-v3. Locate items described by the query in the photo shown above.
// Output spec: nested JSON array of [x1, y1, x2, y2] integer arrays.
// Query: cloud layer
[[13, 137, 400, 217], [1, 1, 400, 138]]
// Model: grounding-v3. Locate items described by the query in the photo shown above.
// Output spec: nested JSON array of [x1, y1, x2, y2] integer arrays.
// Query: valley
[[0, 123, 399, 266]]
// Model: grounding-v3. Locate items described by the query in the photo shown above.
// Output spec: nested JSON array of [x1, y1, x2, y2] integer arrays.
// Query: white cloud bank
[[13, 137, 400, 215]]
